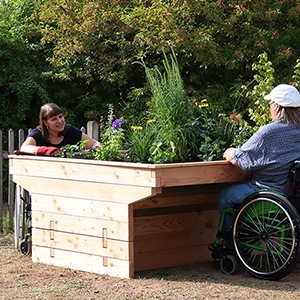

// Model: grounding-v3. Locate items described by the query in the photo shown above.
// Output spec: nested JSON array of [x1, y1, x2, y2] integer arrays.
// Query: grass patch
[[1, 211, 14, 234]]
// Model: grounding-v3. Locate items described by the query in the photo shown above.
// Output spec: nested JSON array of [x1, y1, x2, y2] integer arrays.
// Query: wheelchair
[[210, 161, 300, 281]]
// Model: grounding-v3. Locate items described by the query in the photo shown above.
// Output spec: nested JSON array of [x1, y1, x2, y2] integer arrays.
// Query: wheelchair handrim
[[232, 197, 296, 276]]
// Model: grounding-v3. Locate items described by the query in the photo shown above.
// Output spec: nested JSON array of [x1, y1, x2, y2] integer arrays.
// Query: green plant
[[94, 104, 125, 161], [198, 134, 226, 161], [126, 119, 157, 163], [2, 211, 13, 234], [196, 100, 250, 161], [138, 49, 200, 162], [148, 141, 176, 164], [59, 140, 92, 158], [246, 52, 275, 131], [230, 52, 275, 133]]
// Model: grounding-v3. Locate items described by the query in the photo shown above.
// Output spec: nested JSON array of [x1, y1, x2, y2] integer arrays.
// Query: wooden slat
[[32, 245, 133, 278], [132, 184, 225, 210], [32, 228, 131, 260], [134, 226, 217, 253], [10, 156, 252, 189], [134, 210, 219, 235], [134, 210, 218, 271], [31, 195, 130, 223], [156, 163, 252, 187], [10, 158, 158, 187], [32, 211, 132, 241], [134, 245, 213, 272], [12, 175, 156, 204]]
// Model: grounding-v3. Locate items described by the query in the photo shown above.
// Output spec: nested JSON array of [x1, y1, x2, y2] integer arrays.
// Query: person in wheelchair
[[209, 84, 300, 280]]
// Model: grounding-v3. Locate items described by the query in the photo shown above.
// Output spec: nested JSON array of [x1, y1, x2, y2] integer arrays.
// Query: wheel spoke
[[233, 195, 299, 280]]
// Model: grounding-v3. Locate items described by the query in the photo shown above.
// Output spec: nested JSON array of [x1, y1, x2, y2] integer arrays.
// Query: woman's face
[[43, 113, 65, 133]]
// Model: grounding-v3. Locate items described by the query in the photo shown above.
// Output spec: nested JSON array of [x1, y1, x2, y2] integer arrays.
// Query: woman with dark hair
[[21, 103, 100, 156]]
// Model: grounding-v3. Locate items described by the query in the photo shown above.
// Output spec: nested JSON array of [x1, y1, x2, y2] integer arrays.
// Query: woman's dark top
[[27, 124, 82, 148]]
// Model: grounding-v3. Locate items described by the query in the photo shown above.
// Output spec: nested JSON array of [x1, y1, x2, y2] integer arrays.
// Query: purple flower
[[112, 118, 124, 131]]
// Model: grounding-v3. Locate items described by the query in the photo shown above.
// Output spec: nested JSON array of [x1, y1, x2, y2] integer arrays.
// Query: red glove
[[37, 146, 66, 157]]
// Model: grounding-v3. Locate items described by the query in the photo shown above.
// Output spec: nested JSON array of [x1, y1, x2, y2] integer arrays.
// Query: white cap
[[264, 84, 300, 107]]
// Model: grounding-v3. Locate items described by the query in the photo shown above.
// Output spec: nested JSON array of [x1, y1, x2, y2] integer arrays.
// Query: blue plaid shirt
[[233, 120, 300, 193]]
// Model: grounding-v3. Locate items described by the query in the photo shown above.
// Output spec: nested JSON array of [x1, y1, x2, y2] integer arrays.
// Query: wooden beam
[[134, 245, 213, 272], [32, 229, 130, 260], [32, 211, 132, 241], [156, 163, 252, 187], [10, 158, 158, 187], [31, 195, 130, 223], [12, 175, 156, 204], [32, 245, 133, 278]]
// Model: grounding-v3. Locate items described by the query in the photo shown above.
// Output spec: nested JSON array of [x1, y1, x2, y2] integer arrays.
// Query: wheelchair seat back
[[288, 161, 300, 196], [285, 161, 300, 214]]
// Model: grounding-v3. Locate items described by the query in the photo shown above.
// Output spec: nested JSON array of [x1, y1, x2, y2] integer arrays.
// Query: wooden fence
[[0, 121, 99, 232]]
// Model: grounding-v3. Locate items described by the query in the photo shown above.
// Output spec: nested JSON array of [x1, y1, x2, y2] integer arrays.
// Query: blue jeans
[[218, 184, 256, 233]]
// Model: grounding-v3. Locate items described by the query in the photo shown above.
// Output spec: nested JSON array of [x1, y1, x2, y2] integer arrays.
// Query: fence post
[[0, 130, 2, 232], [18, 129, 24, 150], [14, 129, 25, 248], [87, 121, 99, 141], [8, 129, 14, 230]]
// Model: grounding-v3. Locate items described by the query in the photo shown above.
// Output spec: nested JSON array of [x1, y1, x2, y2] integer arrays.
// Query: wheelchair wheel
[[220, 255, 238, 274], [232, 191, 300, 280]]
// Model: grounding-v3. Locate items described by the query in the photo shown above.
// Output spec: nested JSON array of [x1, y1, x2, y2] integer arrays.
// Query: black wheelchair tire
[[232, 191, 300, 280], [220, 255, 238, 275]]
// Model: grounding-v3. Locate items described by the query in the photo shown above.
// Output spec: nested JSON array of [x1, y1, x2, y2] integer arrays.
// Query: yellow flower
[[147, 119, 156, 124], [199, 99, 209, 108], [131, 125, 143, 130]]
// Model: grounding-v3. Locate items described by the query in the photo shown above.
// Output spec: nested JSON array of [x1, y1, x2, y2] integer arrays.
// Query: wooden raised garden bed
[[9, 155, 252, 278]]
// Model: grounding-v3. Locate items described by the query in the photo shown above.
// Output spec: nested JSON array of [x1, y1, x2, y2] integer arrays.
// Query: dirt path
[[1, 233, 300, 300]]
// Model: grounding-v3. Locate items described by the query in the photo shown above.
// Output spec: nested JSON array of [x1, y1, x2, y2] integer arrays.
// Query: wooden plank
[[132, 184, 225, 210], [12, 175, 156, 204], [32, 245, 133, 278], [133, 210, 218, 271], [134, 226, 218, 253], [156, 163, 252, 187], [87, 120, 99, 141], [10, 156, 252, 189], [134, 210, 219, 235], [32, 228, 131, 260], [10, 158, 158, 187], [31, 195, 130, 223], [32, 211, 132, 241], [8, 129, 14, 229], [134, 245, 213, 272]]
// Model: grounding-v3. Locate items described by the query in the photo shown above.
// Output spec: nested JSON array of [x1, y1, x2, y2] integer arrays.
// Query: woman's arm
[[81, 132, 101, 149], [20, 137, 39, 154]]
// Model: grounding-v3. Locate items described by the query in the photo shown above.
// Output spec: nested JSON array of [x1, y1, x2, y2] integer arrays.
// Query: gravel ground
[[1, 233, 300, 300]]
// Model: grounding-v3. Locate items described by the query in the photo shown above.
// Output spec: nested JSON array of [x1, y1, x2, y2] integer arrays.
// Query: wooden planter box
[[9, 156, 252, 278]]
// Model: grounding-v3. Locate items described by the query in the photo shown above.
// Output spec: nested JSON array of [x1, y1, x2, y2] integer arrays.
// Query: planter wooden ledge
[[9, 155, 252, 278]]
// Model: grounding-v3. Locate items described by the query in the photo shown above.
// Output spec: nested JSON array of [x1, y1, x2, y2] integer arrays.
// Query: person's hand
[[223, 147, 236, 160], [37, 146, 67, 157], [223, 147, 240, 167]]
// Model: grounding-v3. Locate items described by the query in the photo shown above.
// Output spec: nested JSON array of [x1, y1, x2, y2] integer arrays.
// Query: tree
[[0, 0, 49, 131], [36, 0, 300, 113]]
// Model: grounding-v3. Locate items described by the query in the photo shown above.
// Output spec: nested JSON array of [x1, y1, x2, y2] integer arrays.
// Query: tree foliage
[[0, 0, 48, 131], [2, 0, 300, 133], [35, 0, 300, 110]]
